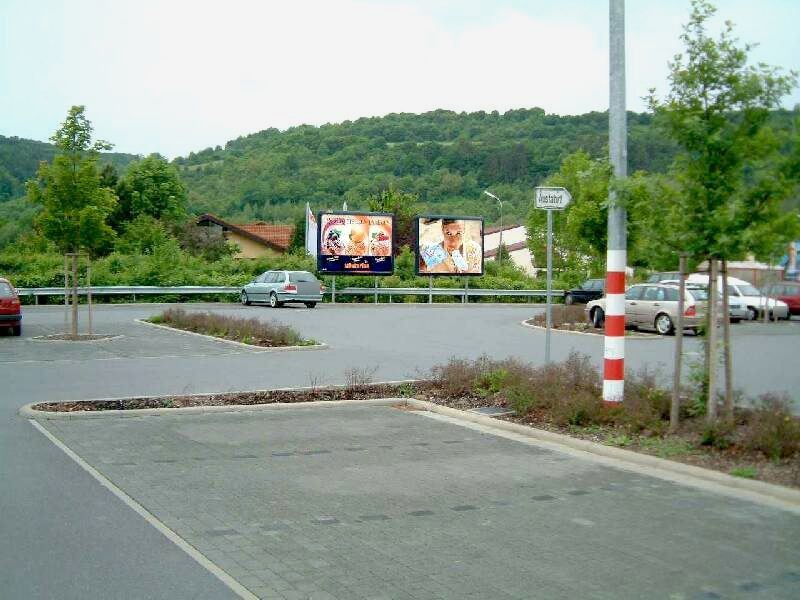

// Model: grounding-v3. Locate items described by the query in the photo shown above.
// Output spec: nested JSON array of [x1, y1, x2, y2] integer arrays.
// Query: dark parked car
[[762, 281, 800, 316], [564, 278, 605, 305], [0, 277, 22, 336]]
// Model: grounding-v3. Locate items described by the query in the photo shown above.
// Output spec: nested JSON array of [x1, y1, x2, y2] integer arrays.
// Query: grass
[[149, 307, 312, 347], [730, 466, 758, 479]]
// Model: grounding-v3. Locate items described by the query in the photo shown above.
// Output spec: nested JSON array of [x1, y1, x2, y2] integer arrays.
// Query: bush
[[154, 307, 305, 347], [742, 394, 800, 460], [622, 367, 671, 432]]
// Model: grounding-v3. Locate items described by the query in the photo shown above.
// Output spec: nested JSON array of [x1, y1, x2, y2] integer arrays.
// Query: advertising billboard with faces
[[317, 212, 394, 275], [415, 216, 484, 276]]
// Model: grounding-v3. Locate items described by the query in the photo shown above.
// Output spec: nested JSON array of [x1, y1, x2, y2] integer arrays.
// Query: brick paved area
[[39, 405, 800, 600]]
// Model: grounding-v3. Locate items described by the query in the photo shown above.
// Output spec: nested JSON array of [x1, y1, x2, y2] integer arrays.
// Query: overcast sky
[[2, 0, 798, 159]]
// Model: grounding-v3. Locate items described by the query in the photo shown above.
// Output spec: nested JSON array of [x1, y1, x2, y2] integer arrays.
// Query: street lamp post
[[484, 190, 503, 267]]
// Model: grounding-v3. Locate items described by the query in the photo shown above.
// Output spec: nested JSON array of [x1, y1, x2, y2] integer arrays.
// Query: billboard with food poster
[[317, 212, 394, 275], [416, 216, 484, 276]]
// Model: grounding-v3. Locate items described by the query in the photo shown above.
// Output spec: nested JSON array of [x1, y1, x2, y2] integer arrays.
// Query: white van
[[686, 274, 789, 320]]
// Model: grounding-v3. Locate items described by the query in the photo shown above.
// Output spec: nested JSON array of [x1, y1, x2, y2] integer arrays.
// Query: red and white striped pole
[[603, 250, 626, 402], [605, 0, 627, 403]]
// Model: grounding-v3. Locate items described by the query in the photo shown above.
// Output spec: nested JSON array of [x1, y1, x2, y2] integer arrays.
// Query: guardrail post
[[374, 277, 378, 304], [428, 276, 433, 304]]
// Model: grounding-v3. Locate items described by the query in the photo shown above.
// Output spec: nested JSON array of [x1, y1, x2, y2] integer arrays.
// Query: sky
[[2, 0, 799, 159]]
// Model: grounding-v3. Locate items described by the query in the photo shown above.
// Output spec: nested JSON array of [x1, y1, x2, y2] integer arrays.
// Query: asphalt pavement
[[1, 302, 799, 599]]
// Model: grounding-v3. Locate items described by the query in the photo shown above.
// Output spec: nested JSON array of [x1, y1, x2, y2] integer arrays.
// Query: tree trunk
[[71, 253, 79, 339], [706, 259, 718, 423], [87, 259, 93, 335], [721, 260, 734, 423], [671, 254, 687, 432]]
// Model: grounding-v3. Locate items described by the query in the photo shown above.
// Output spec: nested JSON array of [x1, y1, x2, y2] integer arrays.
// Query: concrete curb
[[520, 319, 661, 339], [134, 318, 327, 352], [19, 380, 421, 420], [22, 391, 800, 509]]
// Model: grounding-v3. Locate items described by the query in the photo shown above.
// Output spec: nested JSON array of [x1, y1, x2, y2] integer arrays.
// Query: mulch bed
[[33, 382, 799, 490], [34, 334, 118, 341]]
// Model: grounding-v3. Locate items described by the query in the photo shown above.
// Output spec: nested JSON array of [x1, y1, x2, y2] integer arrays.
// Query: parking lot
[[2, 303, 800, 599]]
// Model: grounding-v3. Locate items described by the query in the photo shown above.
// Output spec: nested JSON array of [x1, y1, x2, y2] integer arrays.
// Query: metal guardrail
[[17, 285, 564, 303]]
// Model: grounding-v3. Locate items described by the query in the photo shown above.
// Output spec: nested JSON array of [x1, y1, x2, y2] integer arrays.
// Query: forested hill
[[174, 108, 684, 226], [0, 135, 138, 201]]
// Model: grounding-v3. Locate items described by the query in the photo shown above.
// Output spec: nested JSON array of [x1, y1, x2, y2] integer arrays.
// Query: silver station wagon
[[240, 270, 324, 308], [585, 283, 706, 335]]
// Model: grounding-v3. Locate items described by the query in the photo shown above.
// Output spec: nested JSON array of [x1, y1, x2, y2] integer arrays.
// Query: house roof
[[484, 223, 524, 236], [196, 214, 295, 252], [484, 240, 529, 258]]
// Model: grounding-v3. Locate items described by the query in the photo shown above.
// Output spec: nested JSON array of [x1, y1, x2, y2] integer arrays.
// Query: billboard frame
[[414, 214, 485, 277], [316, 210, 395, 276]]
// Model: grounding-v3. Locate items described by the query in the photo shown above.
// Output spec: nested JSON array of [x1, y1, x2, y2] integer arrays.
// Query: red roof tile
[[238, 224, 295, 251]]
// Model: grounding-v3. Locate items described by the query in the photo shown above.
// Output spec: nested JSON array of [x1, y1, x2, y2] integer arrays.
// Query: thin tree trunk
[[706, 259, 718, 423], [721, 259, 734, 424], [63, 254, 69, 334], [671, 254, 687, 432], [71, 253, 79, 339], [87, 259, 93, 335]]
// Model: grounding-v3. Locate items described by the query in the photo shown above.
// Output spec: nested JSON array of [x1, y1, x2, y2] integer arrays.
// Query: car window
[[263, 272, 275, 283], [0, 282, 14, 297], [643, 287, 660, 301], [686, 286, 708, 301], [646, 274, 659, 283], [625, 286, 644, 300], [784, 286, 800, 296], [255, 273, 266, 283], [662, 287, 679, 301], [289, 272, 316, 283], [738, 284, 762, 296], [592, 280, 604, 291]]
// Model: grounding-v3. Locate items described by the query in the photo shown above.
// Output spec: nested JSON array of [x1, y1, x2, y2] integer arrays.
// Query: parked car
[[585, 283, 706, 335], [687, 274, 789, 320], [564, 278, 605, 305], [761, 281, 800, 316], [240, 270, 324, 308], [660, 280, 745, 323], [0, 277, 22, 336], [646, 271, 682, 283]]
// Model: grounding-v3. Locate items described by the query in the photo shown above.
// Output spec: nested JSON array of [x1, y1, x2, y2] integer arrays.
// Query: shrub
[[700, 423, 733, 450], [622, 367, 671, 432], [429, 355, 494, 397], [531, 305, 588, 328], [742, 394, 800, 460], [154, 307, 304, 347]]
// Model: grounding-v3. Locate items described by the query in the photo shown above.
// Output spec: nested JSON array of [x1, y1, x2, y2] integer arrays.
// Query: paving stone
[[40, 405, 800, 600]]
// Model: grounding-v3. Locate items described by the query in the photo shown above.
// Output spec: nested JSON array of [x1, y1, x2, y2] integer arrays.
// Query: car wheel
[[269, 292, 282, 308], [591, 307, 605, 328], [240, 291, 251, 306], [304, 302, 317, 309], [11, 325, 21, 337], [655, 313, 674, 335], [564, 293, 574, 306], [746, 306, 758, 321], [730, 318, 740, 324]]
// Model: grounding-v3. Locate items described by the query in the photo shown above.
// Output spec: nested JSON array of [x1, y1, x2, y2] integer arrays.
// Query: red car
[[0, 277, 22, 336], [763, 281, 800, 316]]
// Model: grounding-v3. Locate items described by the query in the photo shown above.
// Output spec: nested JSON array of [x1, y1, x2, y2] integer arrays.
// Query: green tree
[[287, 212, 306, 254], [112, 154, 186, 228], [647, 0, 799, 422], [26, 105, 118, 337], [366, 185, 418, 252], [26, 106, 117, 256], [647, 0, 798, 263]]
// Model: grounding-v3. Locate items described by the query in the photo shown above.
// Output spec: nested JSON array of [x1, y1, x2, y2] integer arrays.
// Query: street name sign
[[535, 187, 572, 210]]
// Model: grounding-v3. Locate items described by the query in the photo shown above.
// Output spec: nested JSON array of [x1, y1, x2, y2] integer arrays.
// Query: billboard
[[317, 211, 394, 275], [415, 216, 484, 276]]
